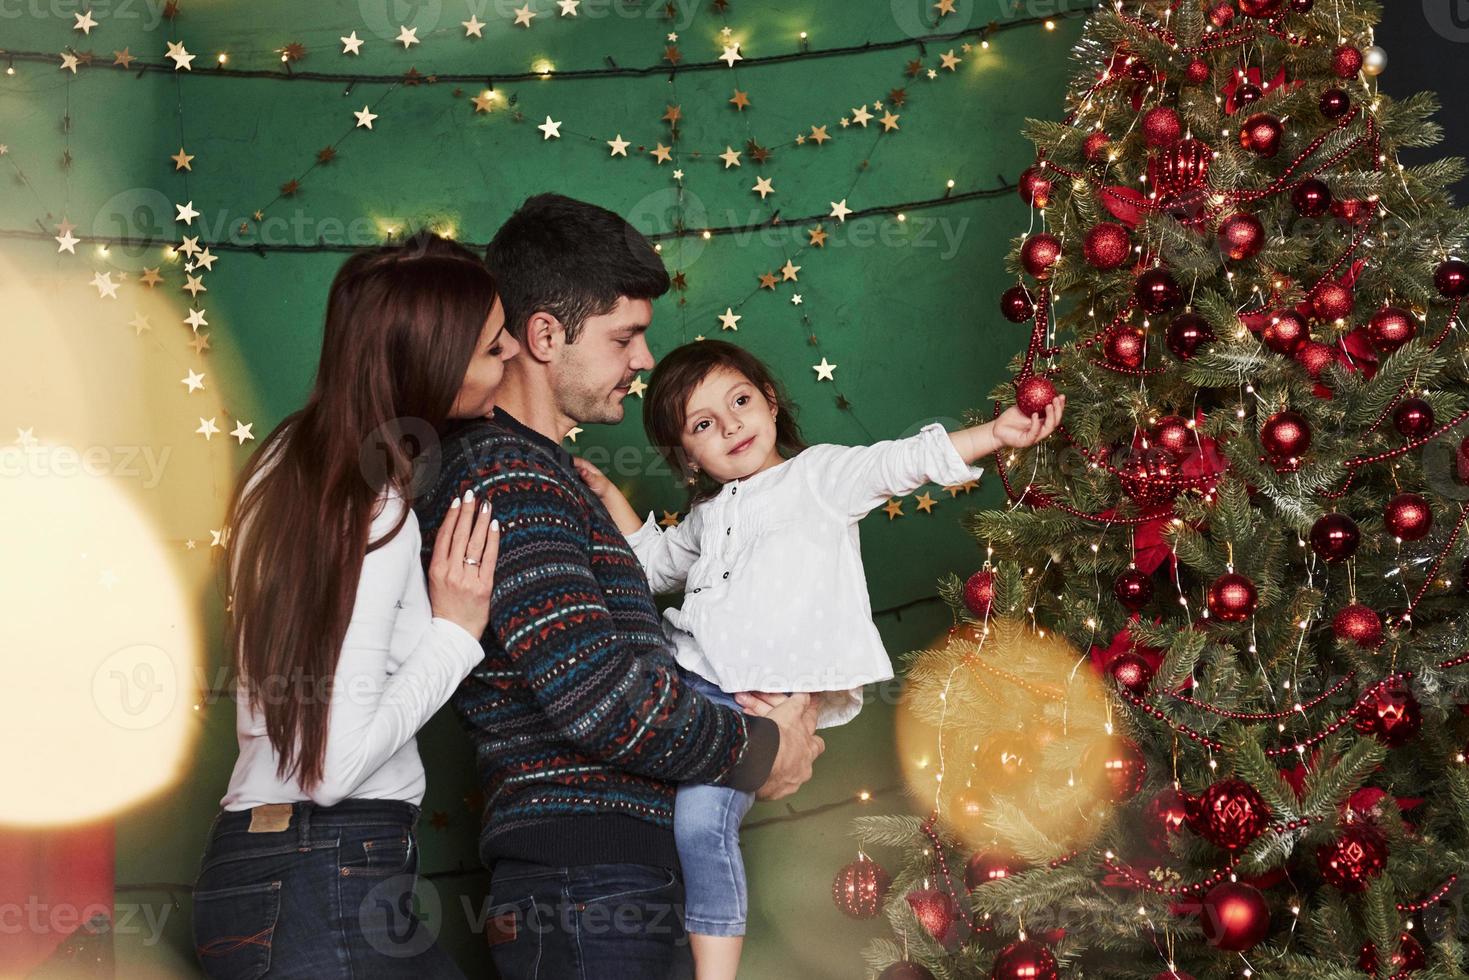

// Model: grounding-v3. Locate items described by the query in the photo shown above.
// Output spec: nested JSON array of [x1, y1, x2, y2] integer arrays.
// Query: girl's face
[[449, 296, 520, 420], [679, 366, 784, 484]]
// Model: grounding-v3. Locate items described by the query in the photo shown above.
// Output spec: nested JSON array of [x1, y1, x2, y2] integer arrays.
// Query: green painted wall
[[0, 1, 1085, 975]]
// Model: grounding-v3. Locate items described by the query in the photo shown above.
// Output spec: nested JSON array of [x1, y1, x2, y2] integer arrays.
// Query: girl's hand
[[734, 691, 791, 717], [993, 394, 1065, 449], [573, 457, 617, 500], [427, 489, 500, 640]]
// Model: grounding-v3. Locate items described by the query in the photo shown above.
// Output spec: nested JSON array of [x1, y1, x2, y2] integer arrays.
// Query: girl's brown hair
[[643, 340, 806, 505], [224, 231, 497, 793]]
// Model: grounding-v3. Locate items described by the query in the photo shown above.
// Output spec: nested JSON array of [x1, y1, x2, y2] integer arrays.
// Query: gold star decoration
[[317, 146, 337, 164], [747, 140, 772, 164], [90, 271, 119, 299], [183, 274, 206, 297], [664, 45, 682, 65], [74, 10, 98, 34], [627, 377, 647, 397], [660, 510, 681, 528], [60, 51, 80, 74], [940, 50, 961, 71], [196, 417, 220, 441], [537, 116, 562, 139], [662, 104, 682, 126], [462, 15, 485, 37], [139, 267, 162, 287], [340, 31, 364, 55], [230, 421, 255, 444], [812, 357, 836, 381], [808, 125, 829, 145], [165, 40, 194, 70], [718, 308, 741, 331], [944, 480, 980, 497], [719, 44, 742, 67], [780, 259, 801, 282], [829, 199, 852, 222], [181, 369, 206, 393], [807, 226, 828, 247], [54, 220, 80, 254], [758, 271, 779, 290], [113, 48, 134, 68], [565, 426, 583, 442], [670, 271, 687, 291], [128, 313, 152, 336], [607, 134, 630, 156], [751, 176, 774, 199], [883, 499, 904, 520], [879, 111, 901, 132], [188, 333, 211, 355], [473, 90, 496, 113], [914, 492, 937, 514], [354, 105, 378, 129], [651, 143, 672, 163], [171, 147, 193, 170], [729, 89, 750, 111], [719, 145, 741, 168], [280, 179, 300, 197], [850, 105, 872, 127], [905, 58, 924, 78], [888, 88, 908, 108], [513, 4, 537, 27], [935, 0, 956, 13]]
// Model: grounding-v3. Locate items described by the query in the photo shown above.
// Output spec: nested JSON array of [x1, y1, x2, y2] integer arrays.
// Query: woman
[[192, 232, 518, 978]]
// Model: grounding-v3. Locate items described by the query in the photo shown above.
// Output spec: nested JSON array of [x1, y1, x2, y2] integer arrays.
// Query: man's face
[[553, 296, 655, 426]]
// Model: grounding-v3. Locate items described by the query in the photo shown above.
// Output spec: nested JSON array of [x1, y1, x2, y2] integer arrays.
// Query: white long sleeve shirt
[[221, 482, 485, 810], [625, 422, 984, 730]]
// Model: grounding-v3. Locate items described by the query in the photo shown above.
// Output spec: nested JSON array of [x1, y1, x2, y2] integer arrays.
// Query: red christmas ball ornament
[[1015, 375, 1058, 416], [1083, 130, 1112, 163], [1234, 82, 1264, 109], [1435, 258, 1469, 299], [1295, 340, 1336, 379], [1333, 603, 1383, 648], [1355, 680, 1423, 747], [1291, 178, 1333, 217], [1239, 0, 1284, 16], [1331, 198, 1373, 226], [1218, 213, 1265, 262], [1084, 222, 1133, 270], [1109, 653, 1155, 694], [1384, 492, 1433, 541], [1149, 139, 1213, 198], [1136, 268, 1183, 314], [1187, 778, 1270, 850], [1184, 58, 1211, 85], [906, 889, 959, 944], [1104, 327, 1147, 369], [965, 849, 1022, 890], [991, 940, 1058, 980], [1320, 87, 1352, 119], [1207, 573, 1258, 623], [1261, 410, 1312, 464], [1113, 567, 1154, 612], [1393, 398, 1435, 439], [1084, 736, 1147, 803], [1153, 415, 1192, 455], [1120, 447, 1182, 510], [1262, 311, 1309, 354], [1199, 881, 1271, 951], [1239, 113, 1283, 157], [1143, 106, 1183, 147], [1311, 282, 1355, 321], [1333, 44, 1365, 78], [832, 853, 891, 919], [1309, 513, 1360, 563], [1143, 788, 1191, 851], [1208, 2, 1236, 28], [1368, 306, 1417, 353], [1020, 233, 1063, 278], [1018, 165, 1052, 208], [1358, 933, 1426, 975], [1166, 313, 1213, 360], [1000, 285, 1037, 323], [1317, 824, 1388, 892], [964, 569, 997, 618]]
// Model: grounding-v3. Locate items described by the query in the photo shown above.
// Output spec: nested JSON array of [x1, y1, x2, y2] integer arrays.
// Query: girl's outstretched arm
[[948, 394, 1065, 465], [573, 456, 644, 537]]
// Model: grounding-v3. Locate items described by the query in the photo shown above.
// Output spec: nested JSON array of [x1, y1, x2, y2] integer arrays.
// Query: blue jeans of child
[[192, 799, 464, 979], [675, 671, 759, 937]]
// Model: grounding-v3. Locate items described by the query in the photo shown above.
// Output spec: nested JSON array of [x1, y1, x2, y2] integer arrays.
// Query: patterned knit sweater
[[415, 408, 779, 870]]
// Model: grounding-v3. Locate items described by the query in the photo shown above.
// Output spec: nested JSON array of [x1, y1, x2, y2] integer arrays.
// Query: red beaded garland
[[1369, 306, 1417, 353], [1384, 492, 1433, 541], [1207, 572, 1258, 622], [1084, 222, 1133, 270]]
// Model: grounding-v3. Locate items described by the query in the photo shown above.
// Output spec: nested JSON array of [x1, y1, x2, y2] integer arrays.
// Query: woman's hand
[[427, 488, 500, 640], [992, 394, 1065, 449]]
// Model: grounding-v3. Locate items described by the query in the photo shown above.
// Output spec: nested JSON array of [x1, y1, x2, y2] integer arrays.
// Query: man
[[416, 194, 824, 979]]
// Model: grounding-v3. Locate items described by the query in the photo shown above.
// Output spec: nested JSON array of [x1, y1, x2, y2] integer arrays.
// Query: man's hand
[[746, 692, 824, 801]]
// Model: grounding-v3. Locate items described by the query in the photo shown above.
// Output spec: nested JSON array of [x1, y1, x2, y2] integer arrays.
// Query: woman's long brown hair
[[223, 231, 497, 792]]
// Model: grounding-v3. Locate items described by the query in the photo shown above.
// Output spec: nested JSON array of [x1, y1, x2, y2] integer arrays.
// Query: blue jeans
[[485, 859, 693, 979], [191, 799, 464, 979], [674, 671, 758, 937]]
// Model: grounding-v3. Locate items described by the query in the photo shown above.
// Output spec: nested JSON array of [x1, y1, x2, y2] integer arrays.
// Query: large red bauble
[[879, 963, 936, 980], [1000, 285, 1037, 323], [1239, 0, 1284, 16], [1309, 513, 1360, 562], [1104, 327, 1147, 369], [1261, 410, 1311, 462], [1084, 130, 1112, 163], [1143, 106, 1183, 147], [1114, 567, 1154, 611], [1084, 736, 1147, 803], [1239, 113, 1283, 157], [1018, 166, 1052, 208], [1143, 788, 1191, 851], [1136, 268, 1183, 314], [1384, 492, 1433, 541], [965, 849, 1022, 890], [1332, 198, 1374, 226], [1262, 311, 1309, 354], [1332, 603, 1383, 648], [906, 889, 959, 944], [832, 854, 891, 919], [1148, 139, 1213, 198], [1311, 282, 1355, 321], [1369, 306, 1417, 353], [1188, 778, 1269, 850], [1208, 2, 1236, 28], [964, 569, 996, 618], [1295, 340, 1336, 379], [1166, 313, 1213, 360], [1320, 87, 1352, 119], [1015, 375, 1057, 416], [1084, 222, 1132, 270], [1120, 447, 1182, 510], [1291, 178, 1333, 217], [1358, 933, 1426, 975], [1218, 213, 1265, 261], [1153, 415, 1192, 455], [1354, 680, 1423, 747], [1207, 573, 1258, 623], [1184, 58, 1211, 85], [1393, 398, 1435, 439], [991, 940, 1058, 980], [1199, 882, 1271, 951], [1333, 44, 1364, 78], [1316, 824, 1387, 892], [1435, 258, 1469, 299], [1020, 233, 1063, 278], [1109, 653, 1154, 694]]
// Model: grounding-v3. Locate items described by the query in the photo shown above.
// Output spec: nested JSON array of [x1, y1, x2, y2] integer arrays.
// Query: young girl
[[574, 340, 1063, 978]]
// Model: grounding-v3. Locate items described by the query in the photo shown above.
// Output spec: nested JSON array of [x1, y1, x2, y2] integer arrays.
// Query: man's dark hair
[[485, 193, 671, 345]]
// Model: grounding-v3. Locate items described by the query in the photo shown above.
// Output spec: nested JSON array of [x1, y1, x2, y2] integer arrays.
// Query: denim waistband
[[213, 798, 420, 836]]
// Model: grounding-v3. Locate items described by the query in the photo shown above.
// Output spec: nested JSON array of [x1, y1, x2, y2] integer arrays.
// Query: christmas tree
[[842, 1, 1469, 977]]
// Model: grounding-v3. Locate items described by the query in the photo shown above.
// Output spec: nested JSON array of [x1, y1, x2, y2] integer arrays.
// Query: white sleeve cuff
[[919, 422, 986, 486], [430, 616, 486, 669], [624, 510, 663, 551]]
